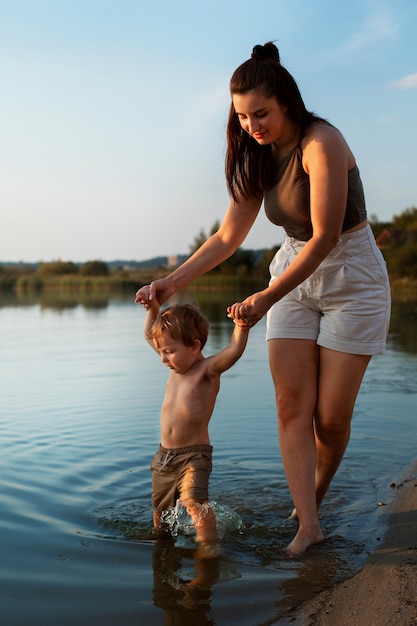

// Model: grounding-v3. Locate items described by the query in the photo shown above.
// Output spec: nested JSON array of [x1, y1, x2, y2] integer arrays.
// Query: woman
[[136, 42, 391, 555]]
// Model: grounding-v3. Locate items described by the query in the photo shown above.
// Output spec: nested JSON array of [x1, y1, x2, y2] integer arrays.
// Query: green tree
[[189, 221, 220, 255], [392, 206, 417, 231], [369, 214, 393, 239], [386, 243, 417, 278], [377, 206, 417, 278], [217, 247, 256, 275], [189, 221, 260, 275]]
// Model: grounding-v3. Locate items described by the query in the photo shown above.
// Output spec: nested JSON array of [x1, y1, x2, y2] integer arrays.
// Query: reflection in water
[[0, 289, 112, 310], [152, 540, 219, 626], [5, 288, 416, 354], [0, 287, 249, 318], [4, 289, 416, 356], [389, 300, 417, 353], [167, 288, 249, 317], [273, 534, 366, 620]]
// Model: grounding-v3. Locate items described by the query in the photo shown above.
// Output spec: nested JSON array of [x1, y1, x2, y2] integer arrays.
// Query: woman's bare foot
[[288, 507, 298, 521], [289, 498, 324, 521], [286, 525, 325, 556]]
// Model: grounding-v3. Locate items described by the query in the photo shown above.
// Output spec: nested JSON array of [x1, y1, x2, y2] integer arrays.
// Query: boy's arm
[[144, 298, 160, 352], [207, 321, 249, 376]]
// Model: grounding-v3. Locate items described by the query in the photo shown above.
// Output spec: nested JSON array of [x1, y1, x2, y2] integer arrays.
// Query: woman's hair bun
[[251, 42, 280, 63]]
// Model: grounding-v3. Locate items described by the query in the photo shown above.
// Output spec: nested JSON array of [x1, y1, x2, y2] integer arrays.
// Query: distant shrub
[[80, 260, 109, 277], [38, 261, 79, 276]]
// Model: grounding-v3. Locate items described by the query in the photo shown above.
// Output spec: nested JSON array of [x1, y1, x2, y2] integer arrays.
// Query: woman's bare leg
[[270, 340, 372, 554], [269, 339, 324, 556], [314, 348, 371, 507]]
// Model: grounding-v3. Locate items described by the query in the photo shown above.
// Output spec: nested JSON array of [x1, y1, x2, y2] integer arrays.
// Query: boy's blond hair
[[151, 304, 209, 349]]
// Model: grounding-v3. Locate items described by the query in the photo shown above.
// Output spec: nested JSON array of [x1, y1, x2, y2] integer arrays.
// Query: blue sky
[[1, 0, 416, 263]]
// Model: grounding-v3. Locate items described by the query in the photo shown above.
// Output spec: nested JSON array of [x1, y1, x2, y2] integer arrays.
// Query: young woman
[[136, 42, 391, 555]]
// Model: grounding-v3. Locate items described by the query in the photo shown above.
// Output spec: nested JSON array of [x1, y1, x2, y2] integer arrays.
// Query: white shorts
[[266, 225, 391, 355]]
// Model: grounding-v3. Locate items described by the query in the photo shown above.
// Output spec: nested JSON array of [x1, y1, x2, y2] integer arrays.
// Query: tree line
[[369, 206, 417, 279], [1, 206, 416, 292], [192, 206, 417, 280]]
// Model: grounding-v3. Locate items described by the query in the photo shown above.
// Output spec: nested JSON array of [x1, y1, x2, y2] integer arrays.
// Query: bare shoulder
[[302, 122, 354, 170], [304, 122, 348, 149], [189, 355, 214, 379], [201, 353, 221, 377]]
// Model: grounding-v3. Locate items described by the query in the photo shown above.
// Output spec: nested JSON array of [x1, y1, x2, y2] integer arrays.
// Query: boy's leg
[[183, 499, 220, 558], [182, 499, 217, 544], [153, 509, 171, 537], [153, 510, 161, 528], [178, 446, 218, 555], [151, 446, 178, 536]]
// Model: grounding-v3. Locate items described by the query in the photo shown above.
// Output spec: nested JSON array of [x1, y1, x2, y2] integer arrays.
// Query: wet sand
[[294, 460, 417, 625]]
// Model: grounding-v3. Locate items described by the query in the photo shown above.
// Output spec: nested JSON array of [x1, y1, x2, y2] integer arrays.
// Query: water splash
[[161, 500, 244, 539], [89, 498, 244, 542]]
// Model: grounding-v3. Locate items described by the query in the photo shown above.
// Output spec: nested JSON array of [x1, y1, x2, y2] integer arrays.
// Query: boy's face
[[154, 331, 200, 374]]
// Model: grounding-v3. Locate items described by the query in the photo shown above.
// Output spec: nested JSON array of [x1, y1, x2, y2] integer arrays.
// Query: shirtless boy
[[143, 298, 249, 555]]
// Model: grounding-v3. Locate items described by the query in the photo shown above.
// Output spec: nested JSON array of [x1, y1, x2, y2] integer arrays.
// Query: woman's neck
[[271, 120, 302, 159]]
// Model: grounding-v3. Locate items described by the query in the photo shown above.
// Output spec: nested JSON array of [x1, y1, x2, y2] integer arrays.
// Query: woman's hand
[[227, 290, 273, 327], [135, 277, 175, 308]]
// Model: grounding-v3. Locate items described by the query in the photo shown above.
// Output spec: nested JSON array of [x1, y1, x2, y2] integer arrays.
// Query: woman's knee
[[276, 387, 316, 430], [315, 414, 351, 445]]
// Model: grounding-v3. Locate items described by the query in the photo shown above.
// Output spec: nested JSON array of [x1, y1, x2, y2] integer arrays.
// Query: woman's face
[[232, 89, 289, 146]]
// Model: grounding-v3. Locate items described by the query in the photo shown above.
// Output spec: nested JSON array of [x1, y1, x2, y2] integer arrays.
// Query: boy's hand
[[148, 297, 160, 317], [143, 295, 160, 350], [135, 277, 175, 307], [136, 284, 152, 309], [233, 319, 251, 330], [227, 291, 271, 328], [227, 303, 251, 329]]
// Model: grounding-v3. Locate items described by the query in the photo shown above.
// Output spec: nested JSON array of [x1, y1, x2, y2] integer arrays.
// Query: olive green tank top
[[263, 144, 367, 241]]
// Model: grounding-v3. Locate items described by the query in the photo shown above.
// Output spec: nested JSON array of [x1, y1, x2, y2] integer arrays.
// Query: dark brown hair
[[151, 304, 209, 349], [226, 42, 327, 201]]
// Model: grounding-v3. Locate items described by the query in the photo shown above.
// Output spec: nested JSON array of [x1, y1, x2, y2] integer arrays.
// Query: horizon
[[0, 245, 273, 267]]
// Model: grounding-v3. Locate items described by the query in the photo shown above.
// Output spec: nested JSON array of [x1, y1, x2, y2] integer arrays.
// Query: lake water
[[1, 290, 416, 625]]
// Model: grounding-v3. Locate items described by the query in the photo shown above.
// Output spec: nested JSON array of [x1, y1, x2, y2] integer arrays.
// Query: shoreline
[[292, 459, 417, 625]]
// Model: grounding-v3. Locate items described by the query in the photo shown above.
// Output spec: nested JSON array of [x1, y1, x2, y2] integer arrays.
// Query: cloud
[[312, 3, 399, 67], [390, 73, 417, 90], [342, 7, 398, 54]]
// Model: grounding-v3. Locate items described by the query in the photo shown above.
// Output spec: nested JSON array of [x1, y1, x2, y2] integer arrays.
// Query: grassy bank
[[0, 272, 266, 294], [12, 274, 142, 293], [1, 272, 417, 301]]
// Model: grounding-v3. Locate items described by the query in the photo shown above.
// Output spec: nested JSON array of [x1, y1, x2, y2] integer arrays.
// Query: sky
[[1, 0, 416, 263]]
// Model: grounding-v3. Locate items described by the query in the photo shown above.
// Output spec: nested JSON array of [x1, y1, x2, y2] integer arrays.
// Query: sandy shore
[[294, 460, 417, 626]]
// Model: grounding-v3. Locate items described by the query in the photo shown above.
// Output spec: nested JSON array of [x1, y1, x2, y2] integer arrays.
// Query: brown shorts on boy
[[151, 444, 213, 513]]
